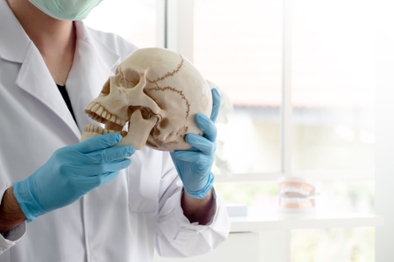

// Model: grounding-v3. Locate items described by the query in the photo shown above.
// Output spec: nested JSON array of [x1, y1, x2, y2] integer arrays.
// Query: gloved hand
[[170, 88, 221, 199], [13, 133, 134, 222]]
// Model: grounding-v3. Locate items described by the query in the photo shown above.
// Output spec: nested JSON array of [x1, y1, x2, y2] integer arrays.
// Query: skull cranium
[[81, 47, 212, 151]]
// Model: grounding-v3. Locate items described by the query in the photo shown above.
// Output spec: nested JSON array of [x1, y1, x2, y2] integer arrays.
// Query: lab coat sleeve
[[155, 152, 231, 258], [0, 188, 26, 255]]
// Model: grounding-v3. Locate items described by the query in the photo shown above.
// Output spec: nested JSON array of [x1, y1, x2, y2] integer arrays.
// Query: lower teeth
[[85, 124, 127, 137]]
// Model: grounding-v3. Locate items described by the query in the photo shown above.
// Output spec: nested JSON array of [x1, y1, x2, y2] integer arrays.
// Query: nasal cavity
[[101, 79, 110, 96], [124, 68, 140, 88]]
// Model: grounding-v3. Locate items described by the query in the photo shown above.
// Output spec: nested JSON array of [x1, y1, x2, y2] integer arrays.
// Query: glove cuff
[[184, 172, 214, 199], [13, 180, 46, 222]]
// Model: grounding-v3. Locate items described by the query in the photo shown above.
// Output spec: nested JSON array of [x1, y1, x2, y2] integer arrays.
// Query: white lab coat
[[0, 0, 230, 261]]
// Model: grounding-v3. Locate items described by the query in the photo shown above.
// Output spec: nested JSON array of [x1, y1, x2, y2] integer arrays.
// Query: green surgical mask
[[29, 0, 102, 21]]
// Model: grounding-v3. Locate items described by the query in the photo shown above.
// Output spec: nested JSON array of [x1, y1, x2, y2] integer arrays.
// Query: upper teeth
[[86, 103, 127, 126], [280, 187, 311, 197]]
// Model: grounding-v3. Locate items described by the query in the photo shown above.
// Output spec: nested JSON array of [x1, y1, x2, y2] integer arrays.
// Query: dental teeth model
[[278, 176, 319, 213], [81, 47, 213, 151]]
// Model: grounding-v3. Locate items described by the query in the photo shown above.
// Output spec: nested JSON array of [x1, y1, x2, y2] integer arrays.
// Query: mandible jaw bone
[[81, 47, 212, 151]]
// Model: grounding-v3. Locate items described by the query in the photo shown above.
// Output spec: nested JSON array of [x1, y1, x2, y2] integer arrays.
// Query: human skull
[[81, 47, 212, 151]]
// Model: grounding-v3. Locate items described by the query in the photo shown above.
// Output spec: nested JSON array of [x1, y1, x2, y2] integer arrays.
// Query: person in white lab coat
[[0, 0, 230, 261]]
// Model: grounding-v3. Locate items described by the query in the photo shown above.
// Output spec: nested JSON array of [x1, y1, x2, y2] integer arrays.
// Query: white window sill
[[229, 207, 384, 233]]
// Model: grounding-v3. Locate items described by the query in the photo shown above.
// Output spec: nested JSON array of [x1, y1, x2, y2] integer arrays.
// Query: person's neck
[[6, 0, 76, 85], [7, 0, 75, 56]]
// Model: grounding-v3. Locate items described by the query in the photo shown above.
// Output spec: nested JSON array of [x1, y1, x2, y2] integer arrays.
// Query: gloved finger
[[185, 134, 215, 155], [210, 88, 221, 122], [171, 150, 211, 165], [72, 133, 122, 153], [84, 146, 135, 163], [78, 171, 120, 188], [195, 114, 217, 142], [69, 158, 131, 175], [99, 171, 121, 185]]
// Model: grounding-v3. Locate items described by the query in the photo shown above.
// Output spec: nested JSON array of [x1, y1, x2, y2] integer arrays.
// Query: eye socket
[[123, 68, 140, 88], [159, 118, 169, 129]]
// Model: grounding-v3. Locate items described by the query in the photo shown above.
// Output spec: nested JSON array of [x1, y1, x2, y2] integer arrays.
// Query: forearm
[[181, 189, 215, 225], [0, 187, 26, 233]]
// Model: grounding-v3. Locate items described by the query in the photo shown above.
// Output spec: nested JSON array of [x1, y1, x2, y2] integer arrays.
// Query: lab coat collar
[[0, 0, 31, 63], [73, 21, 120, 71], [0, 0, 120, 140], [0, 0, 82, 139], [15, 43, 83, 140]]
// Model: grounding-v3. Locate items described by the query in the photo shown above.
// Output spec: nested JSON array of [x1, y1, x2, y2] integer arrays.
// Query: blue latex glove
[[170, 88, 221, 199], [13, 133, 134, 222]]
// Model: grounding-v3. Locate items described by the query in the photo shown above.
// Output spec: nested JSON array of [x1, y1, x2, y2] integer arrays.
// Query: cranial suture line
[[81, 47, 212, 152]]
